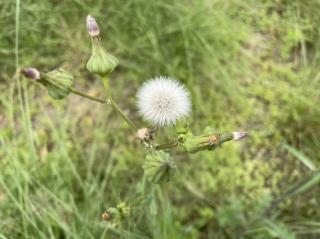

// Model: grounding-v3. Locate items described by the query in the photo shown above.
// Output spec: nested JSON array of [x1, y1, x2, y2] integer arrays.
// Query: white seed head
[[86, 15, 100, 37], [232, 131, 248, 140], [137, 77, 191, 126]]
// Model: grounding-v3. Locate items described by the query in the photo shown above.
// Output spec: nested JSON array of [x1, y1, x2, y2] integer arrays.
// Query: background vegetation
[[0, 0, 320, 238]]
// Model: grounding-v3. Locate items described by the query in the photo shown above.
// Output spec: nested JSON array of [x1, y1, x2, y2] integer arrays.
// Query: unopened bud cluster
[[102, 202, 132, 227]]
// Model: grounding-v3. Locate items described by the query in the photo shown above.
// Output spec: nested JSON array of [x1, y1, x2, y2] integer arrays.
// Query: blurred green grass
[[0, 0, 320, 238]]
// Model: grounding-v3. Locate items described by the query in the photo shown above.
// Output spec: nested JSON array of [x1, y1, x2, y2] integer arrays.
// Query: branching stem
[[71, 80, 138, 130], [110, 99, 138, 130]]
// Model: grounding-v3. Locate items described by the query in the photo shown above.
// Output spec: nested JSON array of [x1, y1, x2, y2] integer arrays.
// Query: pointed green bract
[[181, 133, 233, 154], [143, 151, 176, 184]]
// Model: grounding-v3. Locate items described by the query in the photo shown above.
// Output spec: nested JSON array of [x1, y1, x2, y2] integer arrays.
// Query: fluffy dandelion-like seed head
[[137, 77, 191, 126]]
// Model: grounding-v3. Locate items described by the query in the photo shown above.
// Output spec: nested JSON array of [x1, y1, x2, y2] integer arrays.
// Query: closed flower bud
[[181, 131, 248, 154], [106, 207, 121, 219], [103, 203, 132, 227], [101, 211, 111, 221], [143, 151, 176, 184], [104, 207, 121, 227], [21, 67, 40, 81], [116, 202, 131, 218], [86, 37, 119, 77], [181, 134, 222, 154], [40, 68, 74, 99], [86, 15, 100, 37]]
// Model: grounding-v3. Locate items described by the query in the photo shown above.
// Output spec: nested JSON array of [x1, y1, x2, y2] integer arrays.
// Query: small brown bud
[[21, 67, 40, 81], [136, 128, 150, 141], [86, 15, 100, 37], [102, 211, 110, 221]]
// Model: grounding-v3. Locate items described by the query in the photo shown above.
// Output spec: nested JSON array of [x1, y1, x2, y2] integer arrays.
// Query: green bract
[[40, 68, 73, 100], [143, 151, 176, 184], [181, 133, 233, 154], [86, 38, 119, 77]]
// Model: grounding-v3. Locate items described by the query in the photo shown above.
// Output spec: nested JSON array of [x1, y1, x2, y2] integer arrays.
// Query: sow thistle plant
[[21, 16, 247, 228]]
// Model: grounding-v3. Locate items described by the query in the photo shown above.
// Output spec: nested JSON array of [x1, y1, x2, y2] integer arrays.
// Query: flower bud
[[40, 68, 74, 99], [86, 15, 100, 37], [86, 37, 119, 77], [116, 202, 131, 218], [102, 211, 111, 221], [143, 151, 176, 184], [181, 134, 221, 153], [136, 128, 151, 141], [21, 67, 40, 81], [181, 131, 248, 154], [103, 207, 120, 227], [102, 202, 132, 227], [106, 207, 120, 219]]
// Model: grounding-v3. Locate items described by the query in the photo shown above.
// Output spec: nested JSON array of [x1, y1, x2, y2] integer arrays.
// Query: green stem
[[155, 141, 179, 150], [70, 87, 106, 103], [70, 77, 138, 130], [70, 86, 138, 129], [102, 76, 112, 103], [111, 99, 138, 130], [101, 76, 138, 130]]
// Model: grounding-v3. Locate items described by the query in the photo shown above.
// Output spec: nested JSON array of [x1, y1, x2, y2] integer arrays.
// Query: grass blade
[[284, 144, 317, 171]]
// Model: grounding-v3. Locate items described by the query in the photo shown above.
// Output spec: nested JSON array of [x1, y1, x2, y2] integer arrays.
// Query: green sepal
[[175, 119, 192, 143], [86, 37, 119, 77], [175, 119, 190, 135]]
